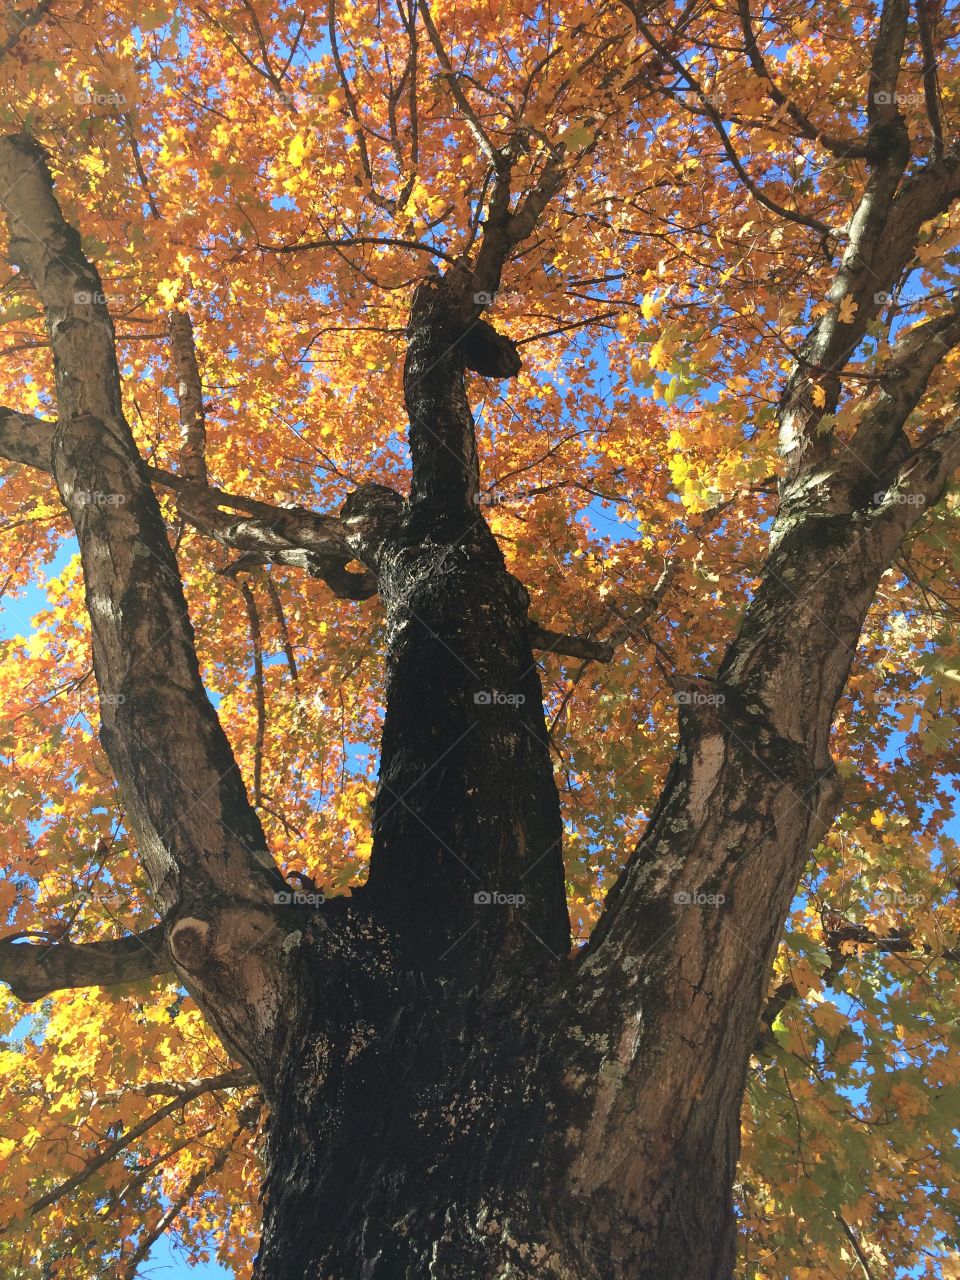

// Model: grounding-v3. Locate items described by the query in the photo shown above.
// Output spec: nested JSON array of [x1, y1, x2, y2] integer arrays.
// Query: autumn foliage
[[0, 0, 959, 1276]]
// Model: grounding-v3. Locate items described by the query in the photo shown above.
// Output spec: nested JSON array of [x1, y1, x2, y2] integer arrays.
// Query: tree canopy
[[0, 0, 959, 1276]]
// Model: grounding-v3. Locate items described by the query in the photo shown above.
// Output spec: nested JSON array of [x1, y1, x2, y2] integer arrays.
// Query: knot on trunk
[[459, 320, 522, 379], [407, 275, 522, 379], [169, 916, 212, 968], [340, 483, 405, 569], [340, 483, 404, 523]]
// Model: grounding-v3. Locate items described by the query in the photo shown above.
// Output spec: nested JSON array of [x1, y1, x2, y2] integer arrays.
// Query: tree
[[0, 0, 958, 1276]]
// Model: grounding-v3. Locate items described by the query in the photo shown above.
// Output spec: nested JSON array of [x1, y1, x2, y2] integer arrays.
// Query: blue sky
[[144, 1237, 234, 1279]]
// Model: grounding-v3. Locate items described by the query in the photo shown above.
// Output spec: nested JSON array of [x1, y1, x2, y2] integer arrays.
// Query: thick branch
[[239, 579, 266, 807], [778, 140, 960, 478], [0, 406, 383, 598], [874, 413, 960, 547], [0, 134, 309, 1078], [83, 1068, 254, 1105], [867, 0, 910, 131], [528, 621, 615, 663], [471, 144, 566, 301], [0, 924, 171, 1001], [844, 296, 960, 475], [168, 309, 208, 487], [916, 0, 945, 158]]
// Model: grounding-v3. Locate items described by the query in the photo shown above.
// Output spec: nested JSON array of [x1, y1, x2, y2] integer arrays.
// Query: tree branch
[[867, 0, 910, 131], [168, 309, 209, 488], [0, 132, 305, 1077], [528, 622, 615, 663], [736, 0, 873, 159], [916, 0, 945, 159], [82, 1068, 254, 1106], [239, 579, 266, 807], [0, 406, 384, 598], [120, 1129, 240, 1280], [417, 0, 498, 165], [757, 918, 960, 1050], [777, 134, 960, 478], [630, 11, 834, 237], [0, 0, 54, 62], [0, 924, 171, 1002], [844, 295, 960, 475], [28, 1073, 250, 1217]]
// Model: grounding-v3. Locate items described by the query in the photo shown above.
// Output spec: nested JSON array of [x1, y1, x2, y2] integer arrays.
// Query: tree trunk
[[247, 516, 882, 1280], [250, 280, 746, 1280]]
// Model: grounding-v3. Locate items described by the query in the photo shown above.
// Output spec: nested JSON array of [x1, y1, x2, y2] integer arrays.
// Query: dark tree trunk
[[254, 280, 588, 1279], [248, 519, 886, 1280], [250, 280, 752, 1280]]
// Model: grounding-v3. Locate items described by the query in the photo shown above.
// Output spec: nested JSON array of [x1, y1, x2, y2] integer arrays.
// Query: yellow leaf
[[287, 134, 309, 168], [641, 293, 664, 321], [838, 295, 858, 324]]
